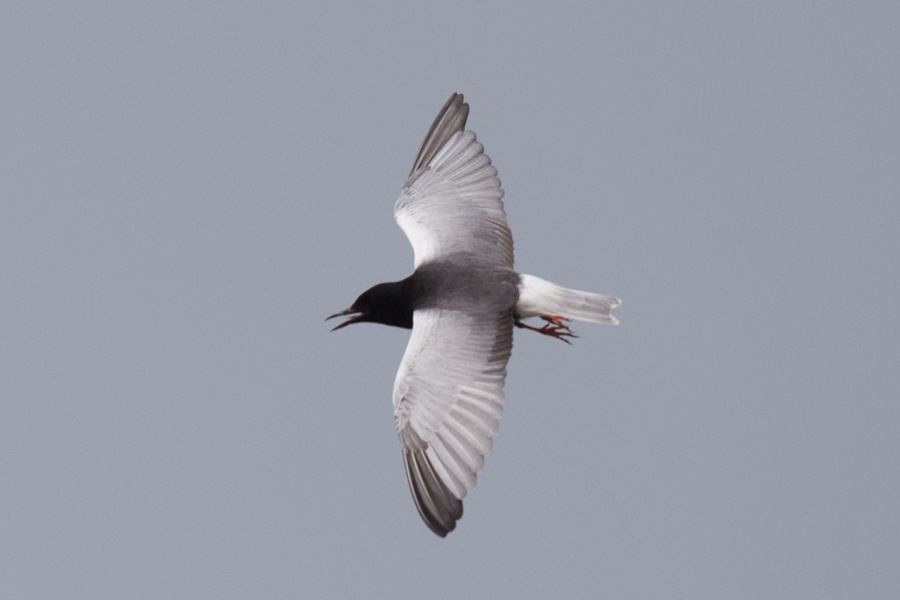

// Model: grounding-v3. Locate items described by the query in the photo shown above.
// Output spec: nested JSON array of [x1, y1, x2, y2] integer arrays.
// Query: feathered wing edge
[[396, 94, 514, 269], [402, 445, 463, 537], [408, 93, 469, 181], [395, 310, 514, 537]]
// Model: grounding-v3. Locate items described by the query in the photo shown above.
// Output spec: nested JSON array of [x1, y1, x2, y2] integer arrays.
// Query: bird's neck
[[370, 277, 415, 329]]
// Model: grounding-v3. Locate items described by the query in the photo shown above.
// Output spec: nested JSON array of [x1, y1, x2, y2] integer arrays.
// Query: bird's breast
[[411, 260, 519, 313]]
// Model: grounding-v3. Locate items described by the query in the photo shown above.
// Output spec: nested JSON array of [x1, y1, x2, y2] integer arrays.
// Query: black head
[[327, 279, 414, 331]]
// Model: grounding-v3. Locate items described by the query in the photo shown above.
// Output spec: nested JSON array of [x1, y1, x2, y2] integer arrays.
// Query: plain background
[[3, 2, 898, 598]]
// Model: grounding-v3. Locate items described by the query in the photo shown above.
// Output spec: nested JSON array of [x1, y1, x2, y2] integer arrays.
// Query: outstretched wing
[[393, 308, 514, 536], [395, 93, 514, 269]]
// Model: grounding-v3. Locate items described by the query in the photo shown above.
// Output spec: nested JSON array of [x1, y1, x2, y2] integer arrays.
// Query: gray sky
[[3, 2, 898, 598]]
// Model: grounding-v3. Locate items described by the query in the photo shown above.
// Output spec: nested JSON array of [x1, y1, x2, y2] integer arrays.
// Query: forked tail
[[516, 274, 620, 325]]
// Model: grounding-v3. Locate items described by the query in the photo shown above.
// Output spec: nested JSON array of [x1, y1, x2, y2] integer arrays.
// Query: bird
[[328, 93, 620, 537]]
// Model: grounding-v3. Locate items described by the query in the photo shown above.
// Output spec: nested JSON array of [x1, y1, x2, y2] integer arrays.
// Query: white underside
[[516, 274, 620, 325]]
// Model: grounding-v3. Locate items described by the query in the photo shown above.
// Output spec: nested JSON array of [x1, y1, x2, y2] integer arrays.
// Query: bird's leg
[[514, 316, 578, 344]]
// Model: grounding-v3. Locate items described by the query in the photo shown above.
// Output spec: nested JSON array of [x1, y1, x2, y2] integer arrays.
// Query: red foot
[[515, 315, 578, 344]]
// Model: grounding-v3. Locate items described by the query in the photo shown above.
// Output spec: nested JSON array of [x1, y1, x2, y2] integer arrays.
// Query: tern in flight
[[329, 93, 620, 536]]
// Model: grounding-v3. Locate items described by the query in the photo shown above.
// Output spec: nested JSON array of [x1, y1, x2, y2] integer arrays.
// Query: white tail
[[516, 274, 620, 325]]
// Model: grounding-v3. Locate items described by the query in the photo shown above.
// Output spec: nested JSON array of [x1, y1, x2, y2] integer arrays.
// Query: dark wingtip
[[402, 447, 463, 537], [408, 93, 470, 180]]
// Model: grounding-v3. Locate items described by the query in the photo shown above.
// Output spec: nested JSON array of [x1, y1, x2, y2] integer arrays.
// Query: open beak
[[326, 308, 365, 331]]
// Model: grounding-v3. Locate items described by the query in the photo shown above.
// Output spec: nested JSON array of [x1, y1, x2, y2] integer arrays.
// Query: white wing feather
[[393, 308, 513, 535], [395, 129, 513, 268]]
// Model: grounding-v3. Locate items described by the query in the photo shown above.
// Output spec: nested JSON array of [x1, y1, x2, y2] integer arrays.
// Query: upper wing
[[395, 93, 514, 269], [393, 308, 514, 536]]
